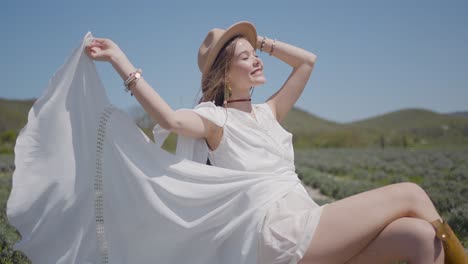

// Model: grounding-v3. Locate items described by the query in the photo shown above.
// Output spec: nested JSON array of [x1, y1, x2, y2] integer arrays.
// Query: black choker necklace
[[227, 98, 252, 103]]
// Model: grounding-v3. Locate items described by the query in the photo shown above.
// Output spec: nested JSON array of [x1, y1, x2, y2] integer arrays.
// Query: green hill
[[281, 108, 368, 148], [345, 109, 468, 147], [448, 111, 468, 119], [349, 108, 466, 131], [280, 107, 468, 148], [281, 107, 342, 134], [1, 98, 468, 149]]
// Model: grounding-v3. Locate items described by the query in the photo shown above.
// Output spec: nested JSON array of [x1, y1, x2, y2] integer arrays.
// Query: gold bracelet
[[269, 39, 276, 56]]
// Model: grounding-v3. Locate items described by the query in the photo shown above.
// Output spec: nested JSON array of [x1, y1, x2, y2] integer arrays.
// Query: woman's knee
[[392, 182, 432, 215], [394, 182, 426, 199]]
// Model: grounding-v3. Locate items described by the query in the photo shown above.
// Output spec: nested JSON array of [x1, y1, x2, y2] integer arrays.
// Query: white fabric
[[259, 184, 324, 264], [206, 103, 294, 173], [7, 33, 321, 264], [153, 102, 227, 164]]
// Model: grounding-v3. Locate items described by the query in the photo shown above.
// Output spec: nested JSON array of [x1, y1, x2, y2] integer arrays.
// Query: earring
[[223, 83, 232, 106]]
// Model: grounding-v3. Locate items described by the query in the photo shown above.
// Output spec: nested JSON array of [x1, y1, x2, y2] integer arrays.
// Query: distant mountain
[[283, 107, 468, 148], [348, 108, 467, 131], [346, 109, 468, 147], [281, 108, 369, 148], [1, 98, 468, 148], [281, 107, 342, 134], [447, 111, 468, 119]]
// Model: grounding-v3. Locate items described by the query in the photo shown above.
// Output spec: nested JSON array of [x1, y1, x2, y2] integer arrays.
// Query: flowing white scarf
[[7, 33, 300, 264]]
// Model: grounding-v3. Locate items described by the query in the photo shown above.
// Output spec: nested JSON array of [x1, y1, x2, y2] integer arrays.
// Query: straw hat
[[198, 21, 257, 76]]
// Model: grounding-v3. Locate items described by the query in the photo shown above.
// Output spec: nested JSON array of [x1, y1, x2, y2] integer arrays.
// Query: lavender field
[[296, 147, 468, 246], [1, 147, 467, 263]]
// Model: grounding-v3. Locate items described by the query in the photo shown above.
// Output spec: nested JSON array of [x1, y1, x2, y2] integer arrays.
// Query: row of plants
[[295, 147, 468, 247], [0, 159, 30, 263]]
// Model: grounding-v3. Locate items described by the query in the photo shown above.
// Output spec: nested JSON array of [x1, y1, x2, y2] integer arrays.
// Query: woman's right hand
[[85, 38, 124, 62]]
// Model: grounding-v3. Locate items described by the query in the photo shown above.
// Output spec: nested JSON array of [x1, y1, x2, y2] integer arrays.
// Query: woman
[[8, 22, 466, 264]]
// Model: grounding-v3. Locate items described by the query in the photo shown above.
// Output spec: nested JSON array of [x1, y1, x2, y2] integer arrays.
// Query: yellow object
[[431, 219, 468, 264]]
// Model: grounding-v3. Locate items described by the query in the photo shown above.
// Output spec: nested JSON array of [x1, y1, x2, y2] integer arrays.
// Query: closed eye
[[238, 50, 258, 60]]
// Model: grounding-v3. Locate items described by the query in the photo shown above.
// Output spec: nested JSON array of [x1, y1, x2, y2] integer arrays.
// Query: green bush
[[0, 131, 17, 145], [1, 170, 30, 263]]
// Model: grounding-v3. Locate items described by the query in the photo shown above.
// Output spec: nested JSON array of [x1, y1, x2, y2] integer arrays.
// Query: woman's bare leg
[[299, 182, 441, 264], [346, 217, 444, 264]]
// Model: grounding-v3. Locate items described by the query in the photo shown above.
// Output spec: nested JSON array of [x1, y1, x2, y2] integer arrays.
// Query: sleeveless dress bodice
[[205, 103, 294, 175]]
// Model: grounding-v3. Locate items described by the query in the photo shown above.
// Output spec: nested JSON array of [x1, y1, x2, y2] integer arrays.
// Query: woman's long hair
[[199, 36, 241, 106]]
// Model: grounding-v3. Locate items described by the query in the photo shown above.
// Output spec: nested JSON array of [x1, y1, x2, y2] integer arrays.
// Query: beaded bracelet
[[269, 39, 276, 56], [124, 68, 142, 95]]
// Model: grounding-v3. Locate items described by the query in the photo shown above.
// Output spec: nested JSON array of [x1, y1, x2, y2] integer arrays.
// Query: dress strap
[[191, 102, 227, 127]]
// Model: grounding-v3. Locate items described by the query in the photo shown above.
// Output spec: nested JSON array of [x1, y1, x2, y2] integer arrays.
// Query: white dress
[[7, 33, 325, 264]]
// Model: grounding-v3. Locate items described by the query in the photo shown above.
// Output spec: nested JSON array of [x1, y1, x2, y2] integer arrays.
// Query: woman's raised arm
[[86, 38, 216, 140], [257, 36, 317, 122]]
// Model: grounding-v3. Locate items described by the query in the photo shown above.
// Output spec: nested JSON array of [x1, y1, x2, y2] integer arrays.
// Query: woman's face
[[227, 38, 265, 92]]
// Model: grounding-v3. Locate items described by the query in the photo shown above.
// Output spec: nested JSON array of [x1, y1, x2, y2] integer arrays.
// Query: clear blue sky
[[2, 0, 467, 123]]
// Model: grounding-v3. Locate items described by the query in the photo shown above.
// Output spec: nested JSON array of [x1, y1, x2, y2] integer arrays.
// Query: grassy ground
[[296, 147, 468, 247]]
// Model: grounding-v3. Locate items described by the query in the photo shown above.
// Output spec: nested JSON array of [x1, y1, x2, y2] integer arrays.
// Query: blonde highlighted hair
[[199, 36, 242, 106]]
